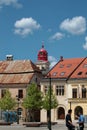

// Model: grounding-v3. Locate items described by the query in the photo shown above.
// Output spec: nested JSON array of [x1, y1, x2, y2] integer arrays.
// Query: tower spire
[[42, 41, 44, 48]]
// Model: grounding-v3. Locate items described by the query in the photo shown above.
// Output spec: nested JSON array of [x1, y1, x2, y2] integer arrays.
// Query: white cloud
[[14, 17, 41, 36], [48, 56, 57, 68], [0, 0, 22, 8], [83, 36, 87, 50], [60, 16, 86, 35], [49, 32, 64, 41]]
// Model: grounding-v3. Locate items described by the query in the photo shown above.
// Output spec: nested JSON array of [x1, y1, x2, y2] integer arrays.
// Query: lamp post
[[49, 77, 51, 130], [16, 95, 20, 124], [47, 74, 52, 130]]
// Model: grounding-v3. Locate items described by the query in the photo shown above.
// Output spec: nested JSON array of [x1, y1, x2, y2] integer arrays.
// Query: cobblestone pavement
[[0, 124, 87, 130], [0, 124, 66, 130]]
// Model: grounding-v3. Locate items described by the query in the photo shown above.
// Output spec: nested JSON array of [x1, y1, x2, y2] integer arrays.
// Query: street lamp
[[16, 95, 20, 124], [49, 77, 52, 130], [47, 74, 52, 130]]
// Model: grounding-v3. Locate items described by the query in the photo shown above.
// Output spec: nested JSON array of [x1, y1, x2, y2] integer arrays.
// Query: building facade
[[0, 47, 87, 123], [0, 55, 42, 121], [40, 56, 87, 122]]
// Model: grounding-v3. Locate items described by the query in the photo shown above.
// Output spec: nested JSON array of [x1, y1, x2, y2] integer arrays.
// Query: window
[[59, 64, 64, 68], [72, 88, 77, 98], [67, 64, 72, 68], [78, 72, 82, 75], [1, 89, 6, 98], [42, 67, 45, 71], [44, 86, 48, 94], [83, 64, 87, 68], [40, 52, 43, 55], [18, 90, 23, 98], [82, 86, 86, 98], [60, 72, 65, 76], [56, 86, 64, 96], [52, 72, 57, 76]]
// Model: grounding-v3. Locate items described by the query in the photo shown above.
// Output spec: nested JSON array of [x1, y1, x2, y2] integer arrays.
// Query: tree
[[43, 88, 58, 129], [0, 89, 16, 122], [43, 88, 58, 110], [43, 87, 58, 123], [23, 83, 43, 121], [0, 89, 16, 111]]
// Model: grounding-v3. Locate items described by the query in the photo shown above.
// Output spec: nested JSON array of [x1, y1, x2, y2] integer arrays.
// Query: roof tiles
[[47, 57, 87, 80], [0, 60, 40, 84]]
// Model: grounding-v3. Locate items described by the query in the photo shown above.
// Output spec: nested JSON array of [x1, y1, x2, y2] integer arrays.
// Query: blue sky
[[0, 0, 87, 67]]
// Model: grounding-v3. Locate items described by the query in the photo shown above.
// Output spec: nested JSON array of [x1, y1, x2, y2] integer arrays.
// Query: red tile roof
[[47, 57, 87, 80], [70, 57, 87, 79], [0, 60, 40, 84]]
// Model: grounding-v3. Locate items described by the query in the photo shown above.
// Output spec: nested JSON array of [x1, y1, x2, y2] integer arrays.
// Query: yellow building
[[40, 56, 87, 122]]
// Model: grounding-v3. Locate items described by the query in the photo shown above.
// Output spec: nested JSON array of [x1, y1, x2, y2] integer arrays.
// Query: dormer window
[[60, 72, 65, 76], [78, 72, 82, 75], [59, 64, 64, 68], [67, 64, 72, 68], [83, 64, 87, 68], [52, 72, 57, 76]]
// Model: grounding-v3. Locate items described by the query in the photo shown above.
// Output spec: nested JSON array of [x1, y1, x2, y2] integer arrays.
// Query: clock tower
[[36, 45, 50, 76]]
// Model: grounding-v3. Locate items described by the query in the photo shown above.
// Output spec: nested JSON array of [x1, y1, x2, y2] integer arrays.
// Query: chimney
[[60, 56, 63, 61], [6, 55, 13, 61]]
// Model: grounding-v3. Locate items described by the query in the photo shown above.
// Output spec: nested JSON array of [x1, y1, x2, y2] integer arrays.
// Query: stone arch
[[74, 106, 83, 119], [57, 107, 65, 119]]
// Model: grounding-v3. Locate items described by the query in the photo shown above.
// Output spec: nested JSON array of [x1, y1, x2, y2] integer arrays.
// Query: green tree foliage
[[0, 89, 16, 111], [23, 83, 43, 110], [43, 88, 58, 110]]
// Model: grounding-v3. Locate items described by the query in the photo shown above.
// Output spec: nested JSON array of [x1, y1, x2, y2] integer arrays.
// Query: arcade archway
[[74, 106, 83, 119], [57, 107, 65, 119]]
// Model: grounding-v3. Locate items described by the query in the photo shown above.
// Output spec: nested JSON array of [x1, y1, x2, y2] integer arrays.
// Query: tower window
[[42, 67, 45, 71], [40, 52, 43, 55]]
